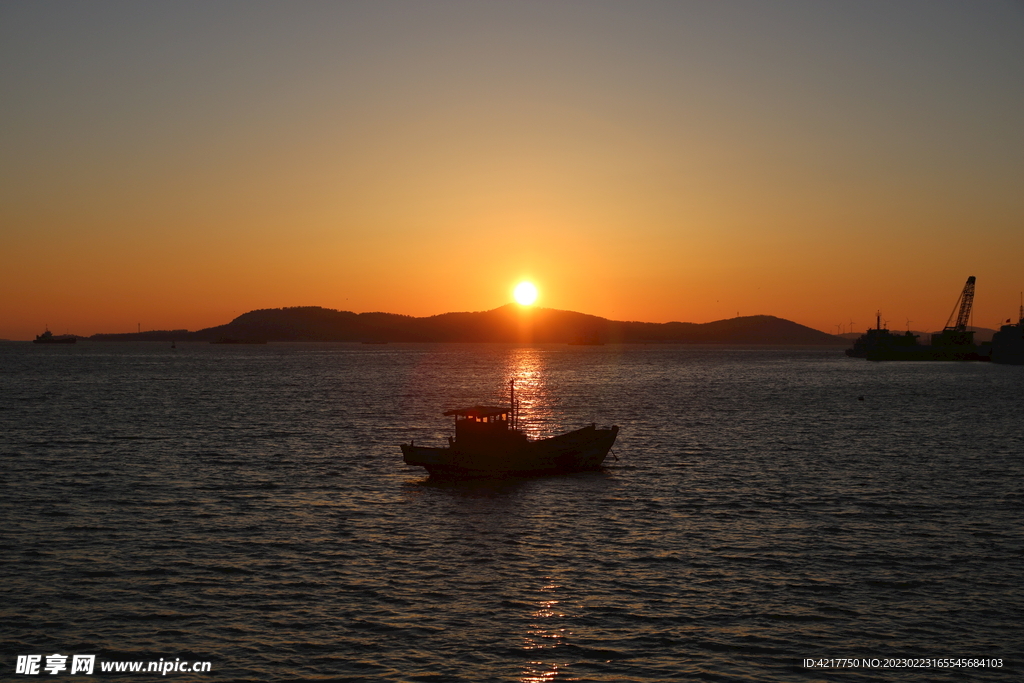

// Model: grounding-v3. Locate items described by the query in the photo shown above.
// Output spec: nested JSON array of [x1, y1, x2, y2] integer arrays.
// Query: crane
[[943, 276, 976, 332], [931, 276, 977, 349]]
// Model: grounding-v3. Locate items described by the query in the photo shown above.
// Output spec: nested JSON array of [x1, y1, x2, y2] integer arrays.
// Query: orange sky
[[2, 2, 1023, 340]]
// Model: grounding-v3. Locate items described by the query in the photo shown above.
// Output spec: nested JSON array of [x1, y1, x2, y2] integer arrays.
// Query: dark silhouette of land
[[88, 305, 847, 345]]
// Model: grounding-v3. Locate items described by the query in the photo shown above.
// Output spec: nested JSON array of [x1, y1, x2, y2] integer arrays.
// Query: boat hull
[[402, 424, 619, 477], [33, 336, 76, 344]]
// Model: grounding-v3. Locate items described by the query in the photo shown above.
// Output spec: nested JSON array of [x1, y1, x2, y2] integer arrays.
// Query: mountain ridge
[[89, 305, 847, 345]]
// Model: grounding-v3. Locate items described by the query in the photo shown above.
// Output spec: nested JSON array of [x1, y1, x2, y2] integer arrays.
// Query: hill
[[90, 305, 846, 345]]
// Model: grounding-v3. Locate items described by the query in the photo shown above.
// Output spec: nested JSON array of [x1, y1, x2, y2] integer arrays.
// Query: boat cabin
[[444, 406, 511, 434], [442, 405, 526, 452]]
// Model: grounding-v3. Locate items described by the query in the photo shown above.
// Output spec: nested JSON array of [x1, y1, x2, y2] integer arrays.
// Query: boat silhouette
[[33, 329, 76, 344], [401, 381, 618, 477]]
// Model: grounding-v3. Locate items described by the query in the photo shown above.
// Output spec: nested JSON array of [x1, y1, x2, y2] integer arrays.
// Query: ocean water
[[1, 342, 1021, 682]]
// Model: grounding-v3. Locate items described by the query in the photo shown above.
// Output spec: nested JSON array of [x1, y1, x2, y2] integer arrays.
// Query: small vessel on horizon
[[210, 337, 267, 344], [568, 334, 605, 346], [33, 328, 76, 344], [401, 381, 619, 477]]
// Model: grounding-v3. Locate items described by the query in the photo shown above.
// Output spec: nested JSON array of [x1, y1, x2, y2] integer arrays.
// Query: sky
[[2, 1, 1023, 340]]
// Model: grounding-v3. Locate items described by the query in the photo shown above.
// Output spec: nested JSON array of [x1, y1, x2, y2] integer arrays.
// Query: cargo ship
[[33, 329, 76, 344], [847, 277, 987, 361], [845, 316, 920, 359]]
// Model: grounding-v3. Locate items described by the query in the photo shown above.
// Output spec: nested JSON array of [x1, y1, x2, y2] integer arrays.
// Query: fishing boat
[[33, 329, 76, 344], [401, 381, 619, 477]]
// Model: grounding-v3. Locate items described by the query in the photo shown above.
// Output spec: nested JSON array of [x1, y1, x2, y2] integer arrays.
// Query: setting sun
[[513, 282, 538, 306]]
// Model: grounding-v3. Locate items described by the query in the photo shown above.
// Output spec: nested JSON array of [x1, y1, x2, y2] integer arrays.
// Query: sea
[[1, 342, 1021, 682]]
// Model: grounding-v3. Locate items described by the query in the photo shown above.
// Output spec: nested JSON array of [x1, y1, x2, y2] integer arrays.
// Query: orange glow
[[1, 5, 1021, 340]]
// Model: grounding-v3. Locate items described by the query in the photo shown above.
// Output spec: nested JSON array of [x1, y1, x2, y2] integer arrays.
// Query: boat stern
[[401, 443, 453, 469]]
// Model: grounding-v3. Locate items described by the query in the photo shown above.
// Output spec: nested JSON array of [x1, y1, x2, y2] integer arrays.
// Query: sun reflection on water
[[520, 581, 576, 682], [505, 347, 555, 440], [520, 662, 564, 682]]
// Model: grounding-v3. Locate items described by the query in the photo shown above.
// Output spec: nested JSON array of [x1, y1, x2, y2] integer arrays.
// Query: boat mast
[[510, 379, 516, 430]]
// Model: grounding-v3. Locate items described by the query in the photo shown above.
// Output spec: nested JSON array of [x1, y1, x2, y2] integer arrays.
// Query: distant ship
[[568, 332, 605, 346], [845, 322, 920, 359], [33, 329, 76, 344], [847, 277, 987, 361], [990, 301, 1024, 365], [210, 337, 267, 344], [401, 381, 619, 477]]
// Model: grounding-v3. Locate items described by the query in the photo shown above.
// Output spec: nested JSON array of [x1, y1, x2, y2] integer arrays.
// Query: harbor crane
[[943, 276, 976, 332], [933, 276, 976, 347]]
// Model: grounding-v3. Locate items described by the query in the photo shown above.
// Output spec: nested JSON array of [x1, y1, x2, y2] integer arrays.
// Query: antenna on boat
[[509, 378, 523, 431]]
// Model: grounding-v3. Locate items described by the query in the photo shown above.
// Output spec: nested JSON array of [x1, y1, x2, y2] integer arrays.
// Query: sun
[[513, 281, 538, 306]]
